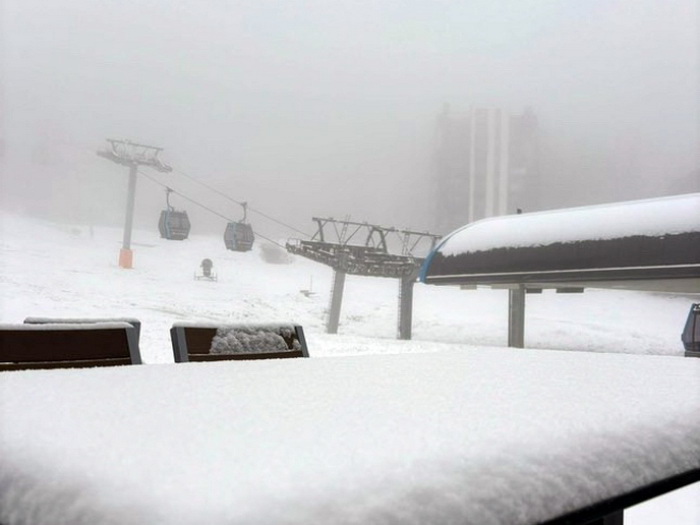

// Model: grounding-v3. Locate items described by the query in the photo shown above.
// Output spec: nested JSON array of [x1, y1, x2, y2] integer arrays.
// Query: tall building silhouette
[[434, 105, 539, 232]]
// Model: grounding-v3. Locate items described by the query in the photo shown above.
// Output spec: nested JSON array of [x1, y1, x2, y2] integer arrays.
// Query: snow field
[[0, 211, 698, 523]]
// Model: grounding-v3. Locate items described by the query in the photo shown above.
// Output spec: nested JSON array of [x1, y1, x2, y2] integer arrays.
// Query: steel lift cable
[[170, 166, 311, 238], [138, 170, 288, 250]]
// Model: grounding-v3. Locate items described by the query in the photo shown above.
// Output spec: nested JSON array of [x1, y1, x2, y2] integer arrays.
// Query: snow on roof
[[0, 349, 699, 525], [436, 193, 700, 256]]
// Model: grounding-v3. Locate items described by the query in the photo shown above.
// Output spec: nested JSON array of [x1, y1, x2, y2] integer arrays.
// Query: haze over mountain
[[1, 1, 697, 238]]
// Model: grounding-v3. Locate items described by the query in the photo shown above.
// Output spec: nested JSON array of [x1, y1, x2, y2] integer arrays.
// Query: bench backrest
[[0, 322, 142, 371], [23, 317, 142, 344], [171, 323, 309, 363]]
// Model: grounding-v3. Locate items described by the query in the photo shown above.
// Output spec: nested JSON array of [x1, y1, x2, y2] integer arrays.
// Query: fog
[[1, 0, 698, 240]]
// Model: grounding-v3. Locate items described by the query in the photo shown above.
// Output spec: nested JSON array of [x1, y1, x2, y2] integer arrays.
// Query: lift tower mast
[[98, 139, 172, 268]]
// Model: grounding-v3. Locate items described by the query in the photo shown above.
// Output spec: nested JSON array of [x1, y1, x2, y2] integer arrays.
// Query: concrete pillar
[[508, 285, 525, 348], [398, 276, 415, 340], [326, 269, 346, 334]]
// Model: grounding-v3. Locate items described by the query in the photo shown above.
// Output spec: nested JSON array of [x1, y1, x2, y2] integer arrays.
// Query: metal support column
[[398, 275, 415, 340], [119, 164, 138, 268], [97, 139, 171, 270], [508, 285, 525, 348], [326, 269, 346, 334]]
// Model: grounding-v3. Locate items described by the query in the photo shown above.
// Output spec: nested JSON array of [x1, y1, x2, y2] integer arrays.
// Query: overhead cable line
[[138, 169, 288, 250], [172, 167, 310, 238], [81, 137, 310, 240], [75, 139, 310, 239]]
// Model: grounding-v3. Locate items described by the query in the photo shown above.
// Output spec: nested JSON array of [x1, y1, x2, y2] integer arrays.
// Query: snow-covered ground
[[0, 211, 698, 523]]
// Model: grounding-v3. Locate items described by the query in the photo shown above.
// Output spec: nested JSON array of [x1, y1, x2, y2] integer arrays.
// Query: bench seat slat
[[188, 350, 306, 362], [0, 357, 134, 371]]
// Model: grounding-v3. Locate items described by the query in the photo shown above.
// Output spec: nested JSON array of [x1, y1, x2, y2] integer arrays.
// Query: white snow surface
[[436, 193, 700, 256], [1, 211, 699, 524], [23, 317, 140, 325], [0, 321, 133, 331], [211, 325, 298, 354], [1, 350, 699, 525]]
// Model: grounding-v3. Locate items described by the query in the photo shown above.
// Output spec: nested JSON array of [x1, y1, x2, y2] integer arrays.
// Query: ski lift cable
[[140, 170, 286, 249], [87, 137, 308, 238], [89, 137, 307, 240], [171, 166, 311, 238], [138, 170, 288, 250]]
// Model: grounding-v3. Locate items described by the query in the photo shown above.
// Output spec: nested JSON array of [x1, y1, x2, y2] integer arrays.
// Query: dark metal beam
[[540, 468, 700, 525], [508, 285, 525, 348], [286, 240, 423, 279]]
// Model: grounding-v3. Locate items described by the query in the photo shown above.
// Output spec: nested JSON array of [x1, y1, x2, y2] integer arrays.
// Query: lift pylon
[[97, 139, 172, 268], [287, 218, 441, 339]]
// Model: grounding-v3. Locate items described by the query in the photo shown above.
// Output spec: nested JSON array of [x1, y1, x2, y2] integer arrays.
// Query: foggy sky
[[1, 0, 698, 239]]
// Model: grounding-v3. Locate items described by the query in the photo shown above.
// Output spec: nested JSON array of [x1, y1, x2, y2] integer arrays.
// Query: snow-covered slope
[[0, 212, 694, 363], [0, 211, 698, 524]]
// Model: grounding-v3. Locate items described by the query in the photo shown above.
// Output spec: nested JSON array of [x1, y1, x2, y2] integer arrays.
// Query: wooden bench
[[0, 322, 142, 371], [24, 316, 142, 345], [170, 323, 309, 363]]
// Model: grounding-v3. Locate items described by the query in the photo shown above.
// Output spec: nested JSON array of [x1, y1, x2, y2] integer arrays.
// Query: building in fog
[[433, 105, 540, 232]]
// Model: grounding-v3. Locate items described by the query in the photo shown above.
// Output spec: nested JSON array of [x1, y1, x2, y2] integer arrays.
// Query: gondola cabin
[[159, 188, 191, 241], [158, 209, 191, 241], [682, 303, 700, 357], [224, 222, 254, 252]]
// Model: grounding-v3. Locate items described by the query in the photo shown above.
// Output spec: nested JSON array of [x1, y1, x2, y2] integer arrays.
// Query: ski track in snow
[[0, 211, 698, 524]]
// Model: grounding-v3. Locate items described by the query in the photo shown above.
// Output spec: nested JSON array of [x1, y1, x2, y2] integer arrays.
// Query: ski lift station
[[95, 139, 698, 353], [420, 193, 700, 349]]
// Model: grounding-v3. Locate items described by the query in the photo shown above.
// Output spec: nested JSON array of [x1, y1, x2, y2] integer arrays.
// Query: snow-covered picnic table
[[1, 348, 699, 525]]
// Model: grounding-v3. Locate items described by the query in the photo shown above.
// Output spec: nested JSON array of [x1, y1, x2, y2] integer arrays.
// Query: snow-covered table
[[1, 348, 699, 525]]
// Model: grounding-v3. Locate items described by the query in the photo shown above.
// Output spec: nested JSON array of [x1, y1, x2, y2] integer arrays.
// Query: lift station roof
[[420, 193, 700, 293]]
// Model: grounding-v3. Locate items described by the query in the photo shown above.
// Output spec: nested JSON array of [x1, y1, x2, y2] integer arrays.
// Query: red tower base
[[119, 249, 133, 269]]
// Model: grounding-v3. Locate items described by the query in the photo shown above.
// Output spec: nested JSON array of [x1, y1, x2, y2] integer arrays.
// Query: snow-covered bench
[[0, 322, 141, 371], [23, 316, 142, 344], [170, 322, 309, 362]]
